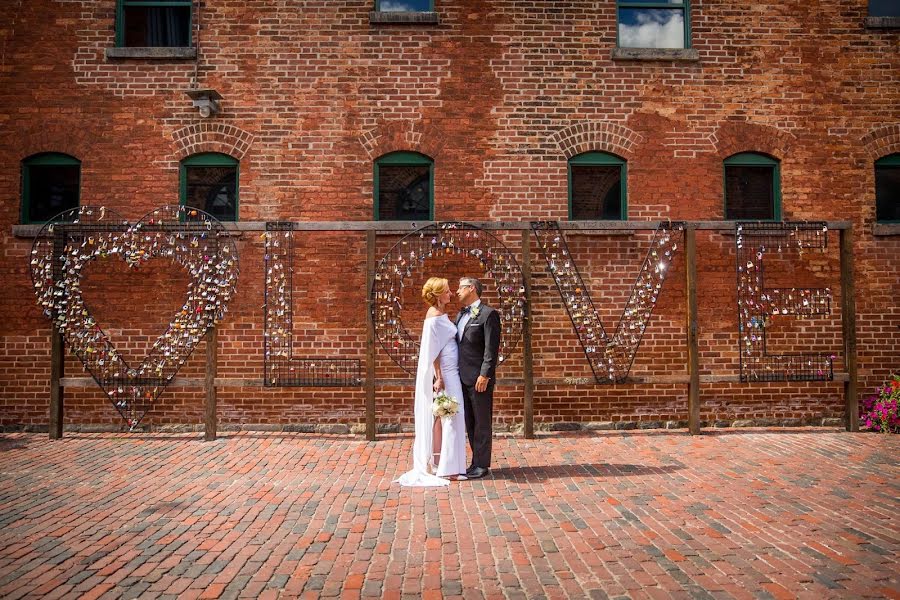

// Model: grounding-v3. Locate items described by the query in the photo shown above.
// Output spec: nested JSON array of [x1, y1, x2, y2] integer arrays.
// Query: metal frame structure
[[26, 219, 857, 441], [263, 221, 362, 387]]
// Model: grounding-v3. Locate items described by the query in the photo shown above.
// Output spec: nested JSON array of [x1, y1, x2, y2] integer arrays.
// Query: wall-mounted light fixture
[[184, 88, 222, 118]]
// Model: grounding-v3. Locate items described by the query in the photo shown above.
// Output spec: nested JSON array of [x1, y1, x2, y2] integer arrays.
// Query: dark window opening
[[571, 165, 622, 220], [869, 0, 900, 17], [184, 167, 237, 222], [121, 2, 191, 47], [725, 166, 775, 220], [22, 155, 80, 224], [377, 165, 431, 221], [875, 161, 900, 222]]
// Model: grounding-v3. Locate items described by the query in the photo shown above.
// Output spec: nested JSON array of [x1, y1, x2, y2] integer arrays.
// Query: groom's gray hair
[[460, 277, 483, 297]]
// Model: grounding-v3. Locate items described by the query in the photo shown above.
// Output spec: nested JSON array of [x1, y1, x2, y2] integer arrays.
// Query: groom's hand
[[475, 375, 489, 393]]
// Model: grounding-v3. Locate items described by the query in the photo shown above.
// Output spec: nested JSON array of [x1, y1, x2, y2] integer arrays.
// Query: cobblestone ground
[[0, 429, 897, 600]]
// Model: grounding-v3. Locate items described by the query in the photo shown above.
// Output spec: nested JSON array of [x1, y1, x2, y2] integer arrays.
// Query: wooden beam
[[365, 230, 377, 441], [204, 327, 218, 441], [840, 227, 859, 432], [521, 229, 535, 439], [684, 226, 701, 435], [49, 329, 64, 440], [57, 372, 850, 389], [12, 220, 854, 238]]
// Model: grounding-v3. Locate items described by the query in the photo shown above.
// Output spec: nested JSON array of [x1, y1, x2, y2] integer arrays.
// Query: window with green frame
[[180, 153, 238, 222], [617, 0, 691, 49], [21, 153, 81, 224], [568, 152, 626, 220], [116, 0, 192, 47], [375, 0, 432, 11], [875, 153, 900, 222], [374, 152, 433, 221], [724, 152, 781, 220]]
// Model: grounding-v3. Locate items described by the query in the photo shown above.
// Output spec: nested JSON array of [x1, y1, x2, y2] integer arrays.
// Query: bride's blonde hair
[[422, 277, 449, 307]]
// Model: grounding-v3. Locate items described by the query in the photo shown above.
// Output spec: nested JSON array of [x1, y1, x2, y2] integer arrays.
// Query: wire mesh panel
[[29, 205, 239, 429], [531, 221, 684, 384], [263, 222, 362, 387], [735, 221, 833, 382], [371, 222, 526, 376]]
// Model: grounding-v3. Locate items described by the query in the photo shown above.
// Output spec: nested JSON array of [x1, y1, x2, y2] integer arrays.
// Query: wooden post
[[521, 229, 535, 439], [685, 226, 701, 435], [49, 329, 64, 440], [204, 327, 218, 441], [365, 230, 377, 441], [840, 227, 858, 432]]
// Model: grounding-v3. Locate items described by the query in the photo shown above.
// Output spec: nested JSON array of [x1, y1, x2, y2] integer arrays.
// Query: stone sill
[[105, 47, 197, 60], [612, 48, 699, 62], [864, 16, 900, 29], [369, 11, 440, 25], [873, 223, 900, 236]]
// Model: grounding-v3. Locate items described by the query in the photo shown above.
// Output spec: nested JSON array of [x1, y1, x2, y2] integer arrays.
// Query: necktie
[[459, 306, 471, 314]]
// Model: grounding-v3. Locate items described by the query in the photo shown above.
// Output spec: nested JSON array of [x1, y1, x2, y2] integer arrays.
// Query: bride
[[395, 277, 468, 486]]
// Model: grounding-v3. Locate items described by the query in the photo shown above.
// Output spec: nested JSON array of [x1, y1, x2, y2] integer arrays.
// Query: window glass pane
[[377, 0, 431, 12], [869, 0, 900, 17], [571, 165, 622, 220], [124, 6, 190, 47], [27, 165, 79, 223], [875, 165, 900, 221], [725, 166, 774, 220], [618, 8, 685, 49], [378, 165, 430, 221], [185, 166, 237, 221]]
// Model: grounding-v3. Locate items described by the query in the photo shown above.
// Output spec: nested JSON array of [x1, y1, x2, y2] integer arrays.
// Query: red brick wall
[[0, 1, 897, 431]]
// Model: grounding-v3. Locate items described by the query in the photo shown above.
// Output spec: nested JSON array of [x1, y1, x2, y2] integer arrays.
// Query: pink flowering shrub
[[861, 374, 900, 433]]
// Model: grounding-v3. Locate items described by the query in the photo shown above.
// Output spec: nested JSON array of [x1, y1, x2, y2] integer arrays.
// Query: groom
[[455, 277, 501, 479]]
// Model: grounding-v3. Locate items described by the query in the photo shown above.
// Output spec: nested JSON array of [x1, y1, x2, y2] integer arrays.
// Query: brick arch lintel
[[359, 120, 448, 161], [550, 122, 643, 160], [709, 121, 796, 161], [860, 124, 900, 161], [172, 122, 255, 161], [13, 123, 90, 162]]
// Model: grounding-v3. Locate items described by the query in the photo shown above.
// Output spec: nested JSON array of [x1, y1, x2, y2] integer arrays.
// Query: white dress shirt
[[457, 299, 481, 341]]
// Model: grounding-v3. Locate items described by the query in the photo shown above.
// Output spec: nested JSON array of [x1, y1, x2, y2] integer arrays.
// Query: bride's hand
[[433, 376, 444, 393]]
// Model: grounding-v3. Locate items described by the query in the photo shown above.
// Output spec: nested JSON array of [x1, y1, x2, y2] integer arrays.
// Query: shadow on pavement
[[489, 463, 684, 481]]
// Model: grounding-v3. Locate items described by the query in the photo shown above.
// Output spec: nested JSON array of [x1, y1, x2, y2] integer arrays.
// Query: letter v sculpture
[[530, 221, 684, 383]]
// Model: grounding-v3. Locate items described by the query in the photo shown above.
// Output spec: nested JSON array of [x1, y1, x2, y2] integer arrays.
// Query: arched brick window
[[180, 152, 239, 221], [374, 151, 433, 221], [568, 152, 626, 221], [875, 153, 900, 223], [21, 153, 81, 224], [724, 152, 781, 220]]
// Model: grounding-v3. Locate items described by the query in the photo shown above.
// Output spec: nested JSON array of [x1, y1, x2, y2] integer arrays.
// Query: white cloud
[[379, 1, 421, 11], [619, 11, 685, 49]]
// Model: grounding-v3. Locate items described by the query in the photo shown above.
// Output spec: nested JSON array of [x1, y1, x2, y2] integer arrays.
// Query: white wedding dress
[[395, 315, 468, 487]]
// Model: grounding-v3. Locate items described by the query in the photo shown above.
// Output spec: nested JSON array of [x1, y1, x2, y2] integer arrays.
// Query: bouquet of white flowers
[[432, 390, 460, 419]]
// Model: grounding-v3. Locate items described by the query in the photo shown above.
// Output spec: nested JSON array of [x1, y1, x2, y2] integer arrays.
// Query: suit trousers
[[462, 381, 493, 469]]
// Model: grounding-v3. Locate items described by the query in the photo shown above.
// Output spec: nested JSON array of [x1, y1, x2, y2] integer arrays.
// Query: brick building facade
[[1, 1, 897, 432]]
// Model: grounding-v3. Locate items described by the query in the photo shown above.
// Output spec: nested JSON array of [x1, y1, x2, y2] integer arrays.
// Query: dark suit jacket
[[456, 303, 502, 386]]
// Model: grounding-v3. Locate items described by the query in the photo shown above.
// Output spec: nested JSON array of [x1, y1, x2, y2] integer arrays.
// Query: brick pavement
[[0, 429, 897, 599]]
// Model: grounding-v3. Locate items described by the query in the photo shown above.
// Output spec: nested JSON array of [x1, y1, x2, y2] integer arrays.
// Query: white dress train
[[395, 315, 468, 487]]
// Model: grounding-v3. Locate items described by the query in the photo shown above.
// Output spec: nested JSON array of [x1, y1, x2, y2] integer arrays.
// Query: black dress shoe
[[467, 466, 489, 479]]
